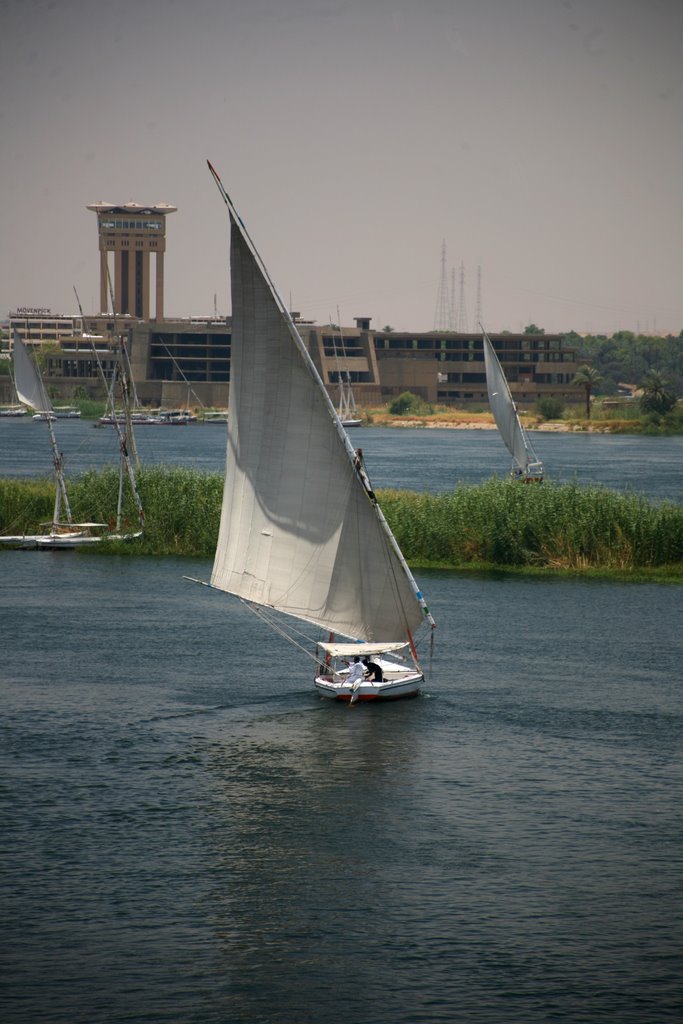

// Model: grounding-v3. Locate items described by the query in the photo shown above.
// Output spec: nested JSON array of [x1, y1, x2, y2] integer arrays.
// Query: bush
[[389, 391, 433, 416], [535, 396, 565, 421]]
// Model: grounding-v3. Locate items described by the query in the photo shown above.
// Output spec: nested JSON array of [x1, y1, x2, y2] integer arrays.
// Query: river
[[1, 421, 682, 1022], [1, 417, 682, 502]]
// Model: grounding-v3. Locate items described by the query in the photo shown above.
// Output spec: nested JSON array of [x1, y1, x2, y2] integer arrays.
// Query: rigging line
[[74, 286, 144, 528], [159, 341, 205, 409], [245, 602, 320, 664], [251, 602, 321, 648], [207, 160, 359, 459]]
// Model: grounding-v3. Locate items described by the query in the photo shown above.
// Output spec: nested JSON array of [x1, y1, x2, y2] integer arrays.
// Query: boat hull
[[35, 534, 103, 549], [314, 672, 422, 702]]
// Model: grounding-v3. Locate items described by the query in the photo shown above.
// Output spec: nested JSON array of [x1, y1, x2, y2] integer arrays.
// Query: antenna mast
[[433, 241, 451, 331], [457, 261, 469, 333], [475, 265, 482, 326]]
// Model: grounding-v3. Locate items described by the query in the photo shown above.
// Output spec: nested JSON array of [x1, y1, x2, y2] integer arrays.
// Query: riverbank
[[362, 407, 682, 434], [2, 469, 681, 580]]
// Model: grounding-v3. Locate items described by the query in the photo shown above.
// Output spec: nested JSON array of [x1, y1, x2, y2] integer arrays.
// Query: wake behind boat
[[187, 163, 435, 701]]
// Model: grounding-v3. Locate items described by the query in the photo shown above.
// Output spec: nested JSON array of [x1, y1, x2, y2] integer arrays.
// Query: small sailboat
[[0, 334, 143, 549], [189, 163, 435, 701], [329, 316, 362, 427], [481, 324, 543, 483], [337, 370, 362, 427], [0, 361, 27, 416]]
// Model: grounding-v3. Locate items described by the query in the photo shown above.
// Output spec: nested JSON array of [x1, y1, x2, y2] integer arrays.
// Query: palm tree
[[639, 370, 677, 416], [572, 365, 603, 419]]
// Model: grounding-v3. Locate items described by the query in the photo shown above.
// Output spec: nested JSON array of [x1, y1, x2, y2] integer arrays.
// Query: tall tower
[[457, 261, 468, 332], [433, 241, 451, 331], [87, 201, 177, 319], [475, 265, 482, 327], [449, 267, 457, 331]]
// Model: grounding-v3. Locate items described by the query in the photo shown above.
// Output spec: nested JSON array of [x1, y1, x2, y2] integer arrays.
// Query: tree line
[[563, 329, 683, 394]]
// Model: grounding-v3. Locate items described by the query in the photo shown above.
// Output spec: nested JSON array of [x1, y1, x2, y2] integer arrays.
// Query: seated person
[[363, 657, 383, 682]]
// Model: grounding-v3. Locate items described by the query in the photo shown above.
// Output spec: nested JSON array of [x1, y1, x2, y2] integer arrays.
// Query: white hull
[[35, 533, 103, 549], [314, 670, 423, 702], [1, 530, 142, 550], [0, 535, 40, 549], [341, 418, 362, 428]]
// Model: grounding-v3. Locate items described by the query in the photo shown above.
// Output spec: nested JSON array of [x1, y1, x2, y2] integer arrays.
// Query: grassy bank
[[1, 468, 682, 579]]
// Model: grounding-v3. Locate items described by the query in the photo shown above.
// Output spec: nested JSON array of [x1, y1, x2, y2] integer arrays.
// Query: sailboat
[[191, 162, 435, 702], [481, 324, 544, 483], [0, 333, 144, 548], [0, 359, 27, 416], [330, 317, 362, 427]]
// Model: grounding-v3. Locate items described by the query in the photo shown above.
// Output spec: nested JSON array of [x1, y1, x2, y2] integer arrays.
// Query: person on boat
[[363, 657, 383, 682], [353, 448, 376, 502], [346, 657, 365, 688]]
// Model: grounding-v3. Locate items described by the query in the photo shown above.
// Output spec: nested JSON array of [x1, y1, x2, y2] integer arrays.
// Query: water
[[2, 422, 682, 1021], [1, 418, 682, 501], [1, 553, 682, 1023]]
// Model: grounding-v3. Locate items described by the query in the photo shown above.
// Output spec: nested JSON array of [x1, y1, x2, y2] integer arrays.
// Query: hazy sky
[[1, 0, 681, 335]]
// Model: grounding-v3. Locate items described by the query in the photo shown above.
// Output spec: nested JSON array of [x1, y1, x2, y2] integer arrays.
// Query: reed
[[1, 470, 681, 573], [380, 479, 683, 571]]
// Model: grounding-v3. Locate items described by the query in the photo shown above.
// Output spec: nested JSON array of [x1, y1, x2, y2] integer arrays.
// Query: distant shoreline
[[364, 414, 631, 434]]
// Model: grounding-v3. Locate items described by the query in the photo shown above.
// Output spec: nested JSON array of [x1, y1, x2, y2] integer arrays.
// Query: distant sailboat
[[481, 324, 543, 482], [0, 333, 143, 549], [0, 360, 27, 416], [187, 163, 435, 701], [330, 315, 362, 427]]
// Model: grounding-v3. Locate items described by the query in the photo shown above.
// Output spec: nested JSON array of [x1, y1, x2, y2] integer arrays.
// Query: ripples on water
[[1, 418, 682, 501], [1, 555, 682, 1022]]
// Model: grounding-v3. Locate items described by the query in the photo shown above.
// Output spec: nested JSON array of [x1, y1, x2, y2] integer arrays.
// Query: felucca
[[187, 163, 436, 702], [481, 323, 544, 482], [0, 332, 144, 549]]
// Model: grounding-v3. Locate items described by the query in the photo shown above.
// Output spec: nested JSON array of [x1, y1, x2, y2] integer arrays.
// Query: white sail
[[13, 337, 53, 413], [482, 328, 542, 478], [211, 209, 428, 642]]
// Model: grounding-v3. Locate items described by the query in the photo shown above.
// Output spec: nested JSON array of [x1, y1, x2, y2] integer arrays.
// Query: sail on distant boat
[[189, 162, 435, 701], [0, 359, 27, 416], [0, 332, 144, 549], [481, 324, 543, 483], [330, 315, 362, 427]]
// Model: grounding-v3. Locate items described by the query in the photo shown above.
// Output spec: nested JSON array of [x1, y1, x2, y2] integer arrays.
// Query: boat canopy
[[316, 641, 409, 657]]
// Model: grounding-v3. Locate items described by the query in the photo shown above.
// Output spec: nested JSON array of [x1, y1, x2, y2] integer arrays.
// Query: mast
[[13, 332, 73, 529], [74, 286, 144, 531]]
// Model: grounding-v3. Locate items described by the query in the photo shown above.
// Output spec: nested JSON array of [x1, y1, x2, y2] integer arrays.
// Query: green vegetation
[[388, 391, 434, 416], [1, 469, 681, 579], [639, 370, 678, 416], [535, 396, 565, 421], [380, 480, 682, 574], [564, 329, 683, 394], [572, 365, 604, 418]]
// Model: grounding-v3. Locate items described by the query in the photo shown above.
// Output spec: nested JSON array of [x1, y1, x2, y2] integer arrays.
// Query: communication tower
[[457, 262, 469, 332], [475, 265, 482, 326], [433, 241, 451, 331]]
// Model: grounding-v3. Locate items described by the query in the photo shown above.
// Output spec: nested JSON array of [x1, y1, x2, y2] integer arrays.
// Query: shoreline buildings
[[3, 202, 583, 409]]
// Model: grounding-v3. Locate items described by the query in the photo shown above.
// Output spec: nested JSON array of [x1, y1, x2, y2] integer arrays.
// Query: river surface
[[1, 417, 682, 501], [1, 421, 682, 1022], [1, 552, 682, 1023]]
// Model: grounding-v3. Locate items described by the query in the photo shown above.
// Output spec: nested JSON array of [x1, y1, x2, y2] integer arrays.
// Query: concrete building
[[9, 309, 83, 350], [87, 202, 177, 319], [2, 198, 584, 410]]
